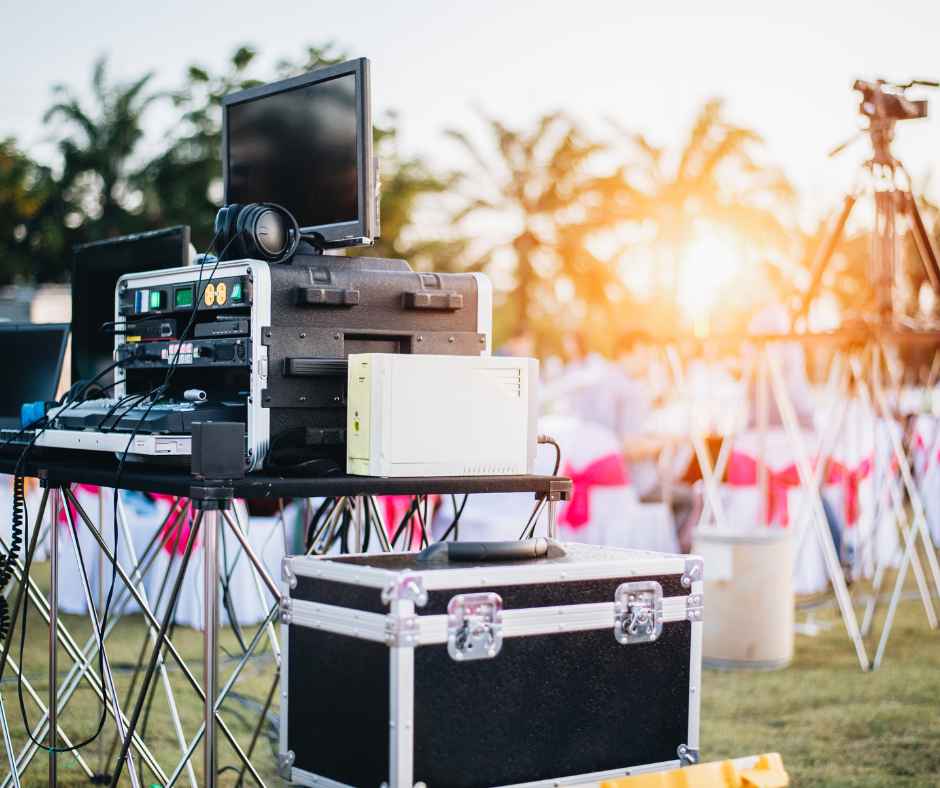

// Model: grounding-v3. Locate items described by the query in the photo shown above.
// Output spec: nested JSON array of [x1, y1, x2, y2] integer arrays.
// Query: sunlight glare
[[677, 230, 743, 335]]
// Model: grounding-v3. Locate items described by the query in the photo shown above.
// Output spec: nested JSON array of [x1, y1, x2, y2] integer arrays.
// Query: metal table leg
[[0, 690, 21, 788], [48, 488, 59, 788], [61, 502, 141, 788], [203, 507, 220, 788]]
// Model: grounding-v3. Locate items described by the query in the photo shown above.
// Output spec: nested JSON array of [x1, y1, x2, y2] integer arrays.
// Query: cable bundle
[[0, 475, 26, 641]]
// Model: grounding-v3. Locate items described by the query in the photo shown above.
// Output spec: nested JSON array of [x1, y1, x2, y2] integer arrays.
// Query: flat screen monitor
[[0, 323, 69, 427], [71, 226, 191, 387], [222, 57, 377, 247]]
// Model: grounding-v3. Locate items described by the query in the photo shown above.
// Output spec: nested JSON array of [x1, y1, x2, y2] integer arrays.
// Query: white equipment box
[[347, 353, 538, 477]]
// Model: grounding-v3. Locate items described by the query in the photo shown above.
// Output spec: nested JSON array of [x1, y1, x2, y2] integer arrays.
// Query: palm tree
[[370, 112, 468, 272], [611, 99, 797, 330], [448, 111, 631, 351], [44, 57, 161, 239]]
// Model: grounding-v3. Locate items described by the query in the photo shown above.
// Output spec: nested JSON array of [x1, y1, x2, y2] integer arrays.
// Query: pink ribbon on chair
[[726, 451, 801, 526], [380, 495, 439, 550], [151, 493, 197, 555], [382, 496, 415, 537], [825, 458, 872, 527], [560, 454, 629, 529]]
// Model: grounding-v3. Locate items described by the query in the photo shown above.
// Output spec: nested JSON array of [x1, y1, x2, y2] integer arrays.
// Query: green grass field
[[3, 565, 939, 786]]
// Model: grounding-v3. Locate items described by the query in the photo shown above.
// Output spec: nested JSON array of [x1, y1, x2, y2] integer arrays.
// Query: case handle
[[283, 358, 348, 377], [294, 286, 360, 307], [418, 538, 565, 563], [402, 290, 463, 311]]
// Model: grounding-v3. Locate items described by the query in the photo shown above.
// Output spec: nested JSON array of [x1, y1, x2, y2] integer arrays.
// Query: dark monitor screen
[[0, 324, 68, 420], [223, 58, 375, 245], [71, 227, 190, 387]]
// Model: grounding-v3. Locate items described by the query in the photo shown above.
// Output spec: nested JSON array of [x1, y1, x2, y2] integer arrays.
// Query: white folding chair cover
[[719, 429, 816, 533], [913, 414, 940, 546], [718, 429, 833, 594], [785, 487, 830, 595], [165, 500, 287, 630], [592, 489, 678, 552], [55, 489, 161, 617]]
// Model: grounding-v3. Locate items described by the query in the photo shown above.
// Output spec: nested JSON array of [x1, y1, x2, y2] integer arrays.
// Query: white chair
[[913, 414, 940, 547], [154, 500, 288, 630], [720, 429, 832, 594], [55, 487, 164, 617]]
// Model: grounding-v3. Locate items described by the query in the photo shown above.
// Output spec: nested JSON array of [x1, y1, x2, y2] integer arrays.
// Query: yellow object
[[599, 754, 788, 788]]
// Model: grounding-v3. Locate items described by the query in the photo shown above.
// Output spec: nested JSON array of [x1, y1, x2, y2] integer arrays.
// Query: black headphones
[[213, 202, 301, 263]]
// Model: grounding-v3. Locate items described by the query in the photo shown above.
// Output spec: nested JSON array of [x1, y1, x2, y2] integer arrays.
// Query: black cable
[[102, 232, 230, 702], [0, 475, 22, 641], [8, 358, 126, 753], [539, 434, 562, 476], [389, 498, 419, 549], [414, 496, 430, 549], [361, 498, 371, 553], [218, 522, 247, 653], [97, 392, 149, 433], [422, 496, 429, 547], [74, 230, 226, 765], [339, 506, 351, 554], [437, 494, 469, 543], [518, 499, 546, 541], [13, 488, 109, 753], [0, 361, 123, 452], [368, 496, 392, 552], [233, 673, 279, 788], [108, 513, 203, 788], [304, 498, 335, 552]]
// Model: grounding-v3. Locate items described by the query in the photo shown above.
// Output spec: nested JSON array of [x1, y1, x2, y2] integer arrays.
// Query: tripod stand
[[798, 79, 940, 327]]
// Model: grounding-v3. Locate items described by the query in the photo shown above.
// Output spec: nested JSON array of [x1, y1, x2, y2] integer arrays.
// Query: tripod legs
[[904, 191, 940, 299]]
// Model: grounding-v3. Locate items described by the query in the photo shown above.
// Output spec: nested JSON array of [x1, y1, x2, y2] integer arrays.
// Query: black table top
[[0, 446, 571, 501]]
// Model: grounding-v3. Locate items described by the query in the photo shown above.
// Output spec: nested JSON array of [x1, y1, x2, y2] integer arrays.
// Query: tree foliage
[[448, 111, 633, 353], [3, 43, 463, 284], [5, 47, 930, 350], [0, 138, 59, 283]]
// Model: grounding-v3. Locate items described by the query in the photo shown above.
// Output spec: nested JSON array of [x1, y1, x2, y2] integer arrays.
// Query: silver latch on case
[[614, 581, 663, 644], [681, 556, 704, 588], [447, 592, 503, 661], [280, 556, 297, 590], [277, 750, 295, 779], [678, 743, 700, 766]]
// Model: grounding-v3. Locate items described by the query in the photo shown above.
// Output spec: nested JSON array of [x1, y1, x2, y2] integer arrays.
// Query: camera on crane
[[853, 79, 931, 123]]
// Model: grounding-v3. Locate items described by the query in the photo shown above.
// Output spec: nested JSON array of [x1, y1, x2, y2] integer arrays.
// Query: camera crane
[[796, 78, 940, 325]]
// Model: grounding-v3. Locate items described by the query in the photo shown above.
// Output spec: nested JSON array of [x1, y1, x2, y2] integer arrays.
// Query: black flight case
[[279, 540, 704, 787]]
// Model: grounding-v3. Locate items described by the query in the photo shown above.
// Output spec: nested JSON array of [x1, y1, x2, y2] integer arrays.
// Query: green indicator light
[[231, 281, 243, 302], [175, 287, 193, 308], [149, 290, 162, 309]]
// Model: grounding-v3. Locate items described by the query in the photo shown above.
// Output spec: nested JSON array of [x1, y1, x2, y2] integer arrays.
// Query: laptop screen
[[0, 324, 69, 422]]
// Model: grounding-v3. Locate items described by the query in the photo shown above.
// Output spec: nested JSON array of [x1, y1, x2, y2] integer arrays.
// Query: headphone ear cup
[[223, 203, 243, 257], [213, 206, 228, 240], [236, 204, 264, 258]]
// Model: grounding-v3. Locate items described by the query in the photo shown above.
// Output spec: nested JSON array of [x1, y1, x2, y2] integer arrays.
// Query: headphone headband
[[214, 202, 301, 264]]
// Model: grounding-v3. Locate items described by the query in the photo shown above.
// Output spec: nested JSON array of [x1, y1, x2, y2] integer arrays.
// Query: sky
[[3, 0, 940, 227]]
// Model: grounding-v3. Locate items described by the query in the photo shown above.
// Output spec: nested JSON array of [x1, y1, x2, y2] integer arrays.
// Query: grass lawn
[[2, 564, 939, 786]]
